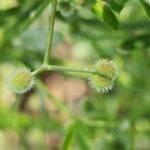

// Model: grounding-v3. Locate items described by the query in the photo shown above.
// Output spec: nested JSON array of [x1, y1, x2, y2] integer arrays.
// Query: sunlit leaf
[[140, 0, 150, 19], [105, 0, 128, 13], [92, 1, 119, 30]]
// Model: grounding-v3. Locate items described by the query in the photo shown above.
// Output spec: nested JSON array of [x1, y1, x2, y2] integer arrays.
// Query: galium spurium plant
[[3, 0, 150, 149], [8, 0, 118, 95]]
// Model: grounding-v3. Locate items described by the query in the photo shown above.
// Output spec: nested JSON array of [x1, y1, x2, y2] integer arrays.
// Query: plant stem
[[81, 119, 116, 128], [36, 79, 74, 118], [43, 0, 58, 65], [32, 65, 95, 76], [37, 79, 114, 128]]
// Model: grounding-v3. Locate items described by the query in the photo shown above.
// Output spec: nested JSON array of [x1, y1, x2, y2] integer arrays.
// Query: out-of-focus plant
[[0, 0, 150, 149], [6, 0, 118, 147]]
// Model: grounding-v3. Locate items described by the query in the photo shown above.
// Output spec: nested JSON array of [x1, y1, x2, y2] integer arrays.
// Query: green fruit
[[89, 59, 118, 93], [9, 68, 35, 94]]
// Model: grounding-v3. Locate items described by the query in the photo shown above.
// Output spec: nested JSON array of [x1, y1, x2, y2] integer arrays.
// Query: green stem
[[81, 119, 116, 128], [32, 65, 95, 76], [36, 80, 116, 130], [44, 0, 58, 65], [36, 79, 75, 119]]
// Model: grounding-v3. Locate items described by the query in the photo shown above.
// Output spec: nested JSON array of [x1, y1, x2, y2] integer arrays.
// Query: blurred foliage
[[0, 0, 150, 150]]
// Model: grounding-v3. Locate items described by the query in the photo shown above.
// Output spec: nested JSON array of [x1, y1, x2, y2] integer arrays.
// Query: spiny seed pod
[[8, 68, 34, 94], [89, 59, 117, 93]]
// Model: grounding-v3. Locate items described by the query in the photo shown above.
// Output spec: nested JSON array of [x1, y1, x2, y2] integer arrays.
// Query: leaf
[[105, 0, 128, 13], [92, 1, 119, 30], [1, 0, 50, 46], [140, 0, 150, 19], [121, 34, 150, 51], [61, 121, 77, 150], [77, 130, 91, 150], [0, 6, 20, 22]]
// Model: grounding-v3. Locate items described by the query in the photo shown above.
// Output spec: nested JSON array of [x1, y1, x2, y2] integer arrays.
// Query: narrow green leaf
[[1, 0, 51, 47], [36, 80, 72, 116], [121, 34, 150, 51], [92, 1, 119, 30], [77, 131, 91, 150], [140, 0, 150, 19], [61, 122, 77, 150], [105, 0, 128, 13]]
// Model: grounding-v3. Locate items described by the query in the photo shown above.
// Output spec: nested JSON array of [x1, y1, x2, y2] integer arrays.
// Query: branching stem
[[31, 0, 116, 133], [32, 65, 95, 76]]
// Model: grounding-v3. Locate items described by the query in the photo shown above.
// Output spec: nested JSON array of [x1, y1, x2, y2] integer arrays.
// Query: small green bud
[[8, 68, 35, 94], [89, 59, 118, 93]]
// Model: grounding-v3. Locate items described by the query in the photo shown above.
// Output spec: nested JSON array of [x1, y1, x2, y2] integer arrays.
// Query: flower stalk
[[32, 65, 95, 76]]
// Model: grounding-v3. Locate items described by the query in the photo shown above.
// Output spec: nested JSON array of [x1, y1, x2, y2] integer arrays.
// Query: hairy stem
[[43, 0, 58, 65], [32, 65, 95, 76]]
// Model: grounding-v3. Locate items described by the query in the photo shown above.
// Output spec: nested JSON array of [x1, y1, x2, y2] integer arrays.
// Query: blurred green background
[[0, 0, 150, 150]]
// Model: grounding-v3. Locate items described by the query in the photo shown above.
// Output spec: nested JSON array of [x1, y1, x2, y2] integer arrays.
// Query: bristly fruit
[[89, 59, 118, 93], [8, 68, 35, 94]]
